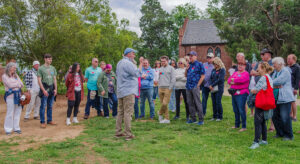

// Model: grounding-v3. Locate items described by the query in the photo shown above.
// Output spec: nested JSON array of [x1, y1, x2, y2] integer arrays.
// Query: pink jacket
[[227, 71, 250, 95], [135, 77, 141, 98], [2, 74, 24, 98]]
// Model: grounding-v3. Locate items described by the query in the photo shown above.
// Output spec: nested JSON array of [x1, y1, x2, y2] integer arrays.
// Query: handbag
[[255, 75, 276, 110], [228, 88, 237, 95], [211, 85, 218, 93], [20, 91, 31, 106]]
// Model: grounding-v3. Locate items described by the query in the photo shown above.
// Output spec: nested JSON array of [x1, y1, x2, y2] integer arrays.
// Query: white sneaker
[[72, 117, 79, 123], [160, 119, 170, 124], [249, 142, 260, 149], [157, 111, 163, 122], [66, 118, 71, 126]]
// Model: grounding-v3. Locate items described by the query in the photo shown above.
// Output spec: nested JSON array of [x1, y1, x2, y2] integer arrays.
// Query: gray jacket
[[158, 65, 176, 90], [272, 67, 295, 104], [175, 68, 186, 89]]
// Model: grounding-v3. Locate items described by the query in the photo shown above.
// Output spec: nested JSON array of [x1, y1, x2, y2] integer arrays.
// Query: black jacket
[[290, 63, 300, 90]]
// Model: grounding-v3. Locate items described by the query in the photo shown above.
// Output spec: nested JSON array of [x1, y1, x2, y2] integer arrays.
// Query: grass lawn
[[0, 96, 300, 163]]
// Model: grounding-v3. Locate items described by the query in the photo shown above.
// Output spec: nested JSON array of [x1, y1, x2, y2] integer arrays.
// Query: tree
[[208, 0, 300, 60], [169, 3, 205, 58], [139, 0, 172, 63]]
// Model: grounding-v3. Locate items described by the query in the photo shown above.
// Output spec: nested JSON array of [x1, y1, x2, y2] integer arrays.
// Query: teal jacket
[[97, 71, 117, 98]]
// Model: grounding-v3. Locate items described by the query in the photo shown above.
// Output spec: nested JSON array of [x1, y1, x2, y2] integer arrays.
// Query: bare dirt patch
[[0, 95, 99, 151]]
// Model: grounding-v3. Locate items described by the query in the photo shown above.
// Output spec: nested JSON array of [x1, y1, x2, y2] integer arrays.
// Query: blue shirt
[[203, 62, 214, 88], [116, 56, 141, 98], [186, 61, 205, 90], [85, 66, 102, 90], [141, 66, 154, 89]]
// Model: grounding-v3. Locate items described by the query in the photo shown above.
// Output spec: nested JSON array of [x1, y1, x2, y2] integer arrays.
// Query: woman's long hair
[[70, 62, 83, 81], [5, 62, 17, 78], [213, 57, 226, 70]]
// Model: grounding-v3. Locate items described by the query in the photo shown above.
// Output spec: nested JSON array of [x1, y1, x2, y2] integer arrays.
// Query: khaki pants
[[24, 90, 41, 119], [158, 88, 171, 120], [116, 94, 135, 137]]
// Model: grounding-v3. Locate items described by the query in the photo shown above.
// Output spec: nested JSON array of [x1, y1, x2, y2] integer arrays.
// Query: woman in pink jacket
[[228, 61, 250, 132]]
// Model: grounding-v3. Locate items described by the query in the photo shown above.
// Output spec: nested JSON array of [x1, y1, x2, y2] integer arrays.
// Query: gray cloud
[[110, 0, 209, 36]]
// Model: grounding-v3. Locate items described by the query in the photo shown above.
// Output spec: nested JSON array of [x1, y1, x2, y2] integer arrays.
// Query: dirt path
[[0, 95, 98, 151]]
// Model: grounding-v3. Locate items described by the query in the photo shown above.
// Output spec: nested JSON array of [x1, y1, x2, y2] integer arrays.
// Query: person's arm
[[252, 76, 267, 94], [53, 76, 57, 96], [38, 76, 48, 96], [145, 70, 154, 80], [227, 73, 234, 85], [273, 69, 288, 86], [169, 67, 176, 89], [65, 74, 70, 88], [84, 68, 89, 83], [210, 69, 225, 87], [294, 66, 300, 90], [125, 62, 141, 77], [233, 72, 250, 84], [97, 73, 105, 96]]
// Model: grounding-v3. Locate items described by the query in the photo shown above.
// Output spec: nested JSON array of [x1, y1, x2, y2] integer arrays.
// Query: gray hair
[[272, 57, 285, 67], [236, 52, 245, 57], [5, 62, 17, 77]]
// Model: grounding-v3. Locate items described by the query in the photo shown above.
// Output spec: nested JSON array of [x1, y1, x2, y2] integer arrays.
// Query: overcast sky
[[109, 0, 209, 36]]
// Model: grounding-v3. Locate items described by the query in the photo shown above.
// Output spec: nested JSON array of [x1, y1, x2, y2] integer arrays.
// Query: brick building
[[179, 18, 232, 77]]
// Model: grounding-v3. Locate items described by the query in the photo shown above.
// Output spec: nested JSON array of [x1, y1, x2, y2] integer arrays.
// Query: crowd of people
[[1, 47, 300, 145]]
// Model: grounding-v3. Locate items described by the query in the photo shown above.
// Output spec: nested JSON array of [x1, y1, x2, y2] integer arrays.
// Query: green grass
[[0, 96, 300, 163]]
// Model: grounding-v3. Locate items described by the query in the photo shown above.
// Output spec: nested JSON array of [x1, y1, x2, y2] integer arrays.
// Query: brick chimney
[[179, 17, 189, 58]]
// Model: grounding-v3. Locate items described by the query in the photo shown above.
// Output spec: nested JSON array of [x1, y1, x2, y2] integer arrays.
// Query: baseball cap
[[260, 48, 273, 56], [187, 51, 197, 56], [124, 48, 137, 55], [207, 53, 214, 58], [33, 61, 40, 66]]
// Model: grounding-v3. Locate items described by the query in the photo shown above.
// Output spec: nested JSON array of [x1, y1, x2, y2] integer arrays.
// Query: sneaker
[[160, 119, 170, 124], [259, 140, 268, 145], [40, 123, 46, 128], [66, 118, 71, 126], [273, 135, 282, 138], [157, 111, 163, 122], [125, 135, 135, 141], [24, 118, 29, 122], [210, 118, 215, 121], [249, 142, 260, 149], [84, 115, 89, 119], [33, 117, 40, 120], [105, 116, 109, 119], [216, 119, 222, 122], [6, 132, 11, 136], [197, 121, 204, 125], [186, 119, 197, 124], [72, 117, 79, 123], [292, 118, 297, 122], [139, 115, 145, 119], [115, 134, 125, 138], [173, 116, 180, 120], [14, 130, 22, 134], [282, 137, 294, 141]]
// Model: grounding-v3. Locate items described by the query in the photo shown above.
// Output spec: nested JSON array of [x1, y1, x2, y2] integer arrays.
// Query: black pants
[[254, 108, 267, 143], [175, 89, 189, 119], [67, 91, 81, 118]]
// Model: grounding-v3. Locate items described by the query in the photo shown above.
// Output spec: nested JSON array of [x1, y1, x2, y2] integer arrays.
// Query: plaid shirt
[[24, 68, 38, 90]]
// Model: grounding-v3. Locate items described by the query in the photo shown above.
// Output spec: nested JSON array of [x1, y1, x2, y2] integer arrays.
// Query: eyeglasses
[[178, 62, 183, 64], [94, 61, 98, 63], [207, 57, 212, 59]]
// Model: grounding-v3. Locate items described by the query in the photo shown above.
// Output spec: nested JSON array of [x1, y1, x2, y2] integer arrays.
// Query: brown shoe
[[84, 115, 89, 119], [34, 117, 40, 120], [125, 135, 135, 141], [47, 121, 57, 125], [239, 128, 247, 132], [40, 123, 46, 128], [24, 118, 29, 122], [115, 134, 126, 138]]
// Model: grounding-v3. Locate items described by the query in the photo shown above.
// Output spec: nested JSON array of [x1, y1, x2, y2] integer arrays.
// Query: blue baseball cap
[[188, 51, 197, 56], [124, 48, 137, 55]]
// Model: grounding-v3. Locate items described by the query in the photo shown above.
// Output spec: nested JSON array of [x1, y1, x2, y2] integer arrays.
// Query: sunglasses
[[178, 62, 183, 64]]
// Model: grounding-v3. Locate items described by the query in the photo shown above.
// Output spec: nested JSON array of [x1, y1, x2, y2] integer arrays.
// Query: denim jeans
[[40, 94, 55, 124], [168, 88, 176, 111], [134, 97, 139, 119], [153, 86, 159, 100], [232, 94, 248, 128], [202, 87, 210, 116], [273, 102, 293, 138], [211, 90, 224, 119], [103, 93, 118, 117], [140, 88, 155, 118], [85, 89, 101, 116]]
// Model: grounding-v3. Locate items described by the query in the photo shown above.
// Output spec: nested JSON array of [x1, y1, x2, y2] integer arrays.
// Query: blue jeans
[[232, 94, 248, 128], [202, 87, 210, 116], [168, 88, 176, 111], [40, 95, 55, 124], [211, 90, 224, 119], [140, 88, 155, 118], [85, 90, 101, 116], [153, 86, 159, 100], [103, 93, 118, 117], [134, 97, 139, 119], [273, 102, 293, 138]]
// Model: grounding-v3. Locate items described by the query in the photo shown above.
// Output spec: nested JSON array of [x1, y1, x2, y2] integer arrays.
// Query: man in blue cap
[[115, 48, 142, 141], [185, 51, 205, 125]]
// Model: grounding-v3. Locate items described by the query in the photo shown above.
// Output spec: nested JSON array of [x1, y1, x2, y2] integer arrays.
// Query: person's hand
[[293, 90, 298, 95], [209, 86, 213, 90], [230, 81, 234, 85], [142, 74, 147, 79], [251, 89, 257, 94], [186, 64, 190, 70], [154, 81, 158, 85], [43, 90, 49, 97], [139, 57, 143, 64], [101, 91, 105, 96], [54, 90, 57, 96], [250, 70, 258, 76]]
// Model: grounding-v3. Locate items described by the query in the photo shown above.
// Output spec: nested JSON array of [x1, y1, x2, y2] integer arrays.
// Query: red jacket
[[65, 73, 84, 101]]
